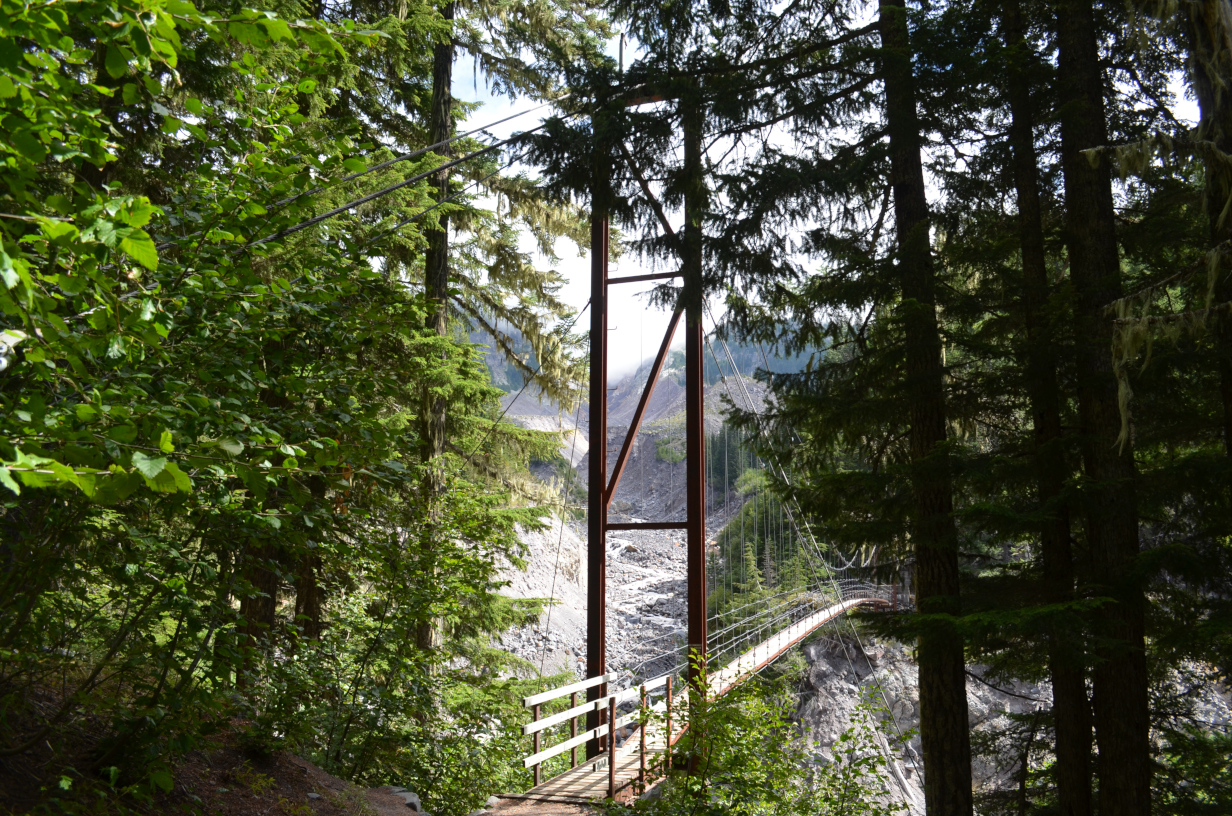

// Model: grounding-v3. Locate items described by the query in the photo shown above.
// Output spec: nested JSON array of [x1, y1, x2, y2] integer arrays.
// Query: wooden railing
[[521, 670, 679, 797], [517, 592, 900, 800]]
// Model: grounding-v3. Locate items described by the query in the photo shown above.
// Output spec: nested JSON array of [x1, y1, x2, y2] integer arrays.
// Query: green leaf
[[58, 273, 88, 295], [148, 768, 173, 793], [143, 468, 179, 493], [58, 776, 72, 791], [258, 18, 293, 42], [9, 129, 46, 163], [228, 21, 263, 46], [39, 218, 79, 243], [74, 473, 96, 498], [159, 429, 174, 453], [131, 451, 167, 479], [218, 438, 244, 456], [75, 404, 99, 422], [92, 470, 142, 504], [122, 82, 139, 104], [297, 79, 318, 93], [0, 248, 18, 289], [120, 232, 158, 271], [108, 425, 139, 444], [163, 461, 191, 492], [0, 467, 19, 496], [116, 198, 156, 228], [104, 45, 128, 79], [0, 76, 16, 99], [343, 157, 366, 173], [14, 466, 57, 489], [48, 461, 81, 489]]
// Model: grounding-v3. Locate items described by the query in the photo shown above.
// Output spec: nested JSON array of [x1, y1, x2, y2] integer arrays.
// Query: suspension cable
[[362, 149, 526, 249], [273, 97, 571, 211]]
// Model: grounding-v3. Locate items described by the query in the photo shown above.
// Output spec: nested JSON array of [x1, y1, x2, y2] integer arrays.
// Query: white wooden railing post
[[570, 691, 578, 768], [665, 675, 673, 770], [532, 703, 541, 786], [607, 697, 617, 799], [639, 684, 647, 788]]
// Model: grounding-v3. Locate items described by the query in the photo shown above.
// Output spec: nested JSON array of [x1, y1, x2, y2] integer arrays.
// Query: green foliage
[[0, 0, 581, 810], [607, 676, 902, 816], [655, 436, 686, 464]]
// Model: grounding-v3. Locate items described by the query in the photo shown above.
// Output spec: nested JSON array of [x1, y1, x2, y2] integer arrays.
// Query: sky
[[451, 40, 691, 383]]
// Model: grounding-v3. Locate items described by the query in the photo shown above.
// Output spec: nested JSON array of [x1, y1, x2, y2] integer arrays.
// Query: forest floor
[[0, 726, 492, 816], [166, 738, 378, 815], [153, 739, 595, 816]]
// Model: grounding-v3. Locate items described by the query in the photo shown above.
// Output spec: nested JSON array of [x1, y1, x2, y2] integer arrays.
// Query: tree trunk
[[1055, 0, 1150, 813], [422, 0, 455, 464], [294, 554, 322, 641], [877, 1, 973, 813], [1185, 0, 1232, 459], [1001, 3, 1093, 814], [239, 543, 279, 650], [417, 1, 455, 653]]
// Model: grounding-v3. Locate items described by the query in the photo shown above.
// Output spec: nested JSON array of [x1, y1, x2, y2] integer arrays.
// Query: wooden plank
[[606, 521, 688, 531], [525, 696, 606, 736], [519, 744, 665, 802], [524, 672, 619, 707], [523, 710, 642, 767], [525, 674, 669, 735]]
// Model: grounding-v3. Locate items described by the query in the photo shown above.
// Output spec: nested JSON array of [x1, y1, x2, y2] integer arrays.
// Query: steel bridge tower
[[585, 101, 708, 757]]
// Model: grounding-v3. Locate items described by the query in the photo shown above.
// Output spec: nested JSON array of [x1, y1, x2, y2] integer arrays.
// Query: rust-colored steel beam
[[682, 93, 708, 704], [605, 307, 682, 507], [586, 205, 609, 759], [685, 314, 706, 689], [608, 271, 680, 285], [607, 521, 688, 531]]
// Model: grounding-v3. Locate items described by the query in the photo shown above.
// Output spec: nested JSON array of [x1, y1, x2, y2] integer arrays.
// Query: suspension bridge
[[252, 85, 911, 807], [492, 90, 906, 800]]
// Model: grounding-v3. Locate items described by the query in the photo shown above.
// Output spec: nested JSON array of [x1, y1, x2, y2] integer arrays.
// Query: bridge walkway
[[501, 596, 888, 804]]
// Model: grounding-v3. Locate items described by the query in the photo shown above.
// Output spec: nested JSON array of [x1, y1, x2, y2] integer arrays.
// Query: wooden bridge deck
[[503, 596, 886, 804]]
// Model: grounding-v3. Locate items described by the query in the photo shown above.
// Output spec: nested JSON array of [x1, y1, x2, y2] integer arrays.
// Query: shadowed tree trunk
[[1185, 0, 1232, 459], [1055, 0, 1150, 812], [294, 554, 322, 641], [878, 0, 973, 813], [239, 542, 279, 657], [1002, 2, 1092, 813]]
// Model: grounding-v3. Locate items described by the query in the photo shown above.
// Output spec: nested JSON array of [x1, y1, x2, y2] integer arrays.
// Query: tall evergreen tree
[[1000, 1, 1092, 812], [1055, 0, 1152, 811], [877, 0, 973, 811]]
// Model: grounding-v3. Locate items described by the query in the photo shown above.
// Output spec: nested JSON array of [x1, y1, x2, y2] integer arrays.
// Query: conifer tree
[[877, 0, 972, 811], [1183, 0, 1232, 455], [1000, 1, 1092, 811], [1054, 0, 1151, 811]]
